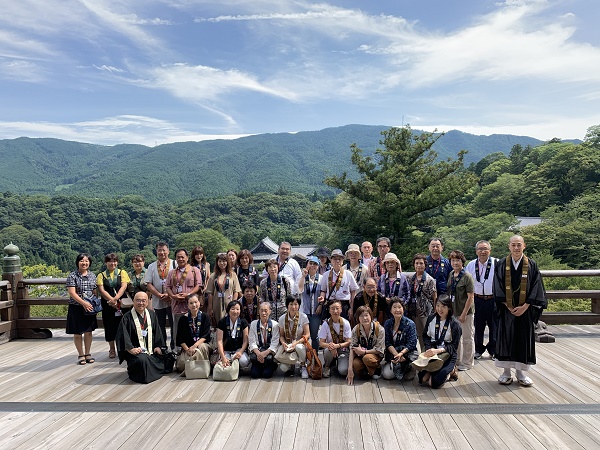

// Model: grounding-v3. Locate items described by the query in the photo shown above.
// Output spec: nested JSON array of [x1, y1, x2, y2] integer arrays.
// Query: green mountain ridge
[[1, 124, 572, 202]]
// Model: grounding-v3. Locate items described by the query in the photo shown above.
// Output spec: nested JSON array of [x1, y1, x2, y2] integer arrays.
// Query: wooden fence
[[1, 270, 599, 341]]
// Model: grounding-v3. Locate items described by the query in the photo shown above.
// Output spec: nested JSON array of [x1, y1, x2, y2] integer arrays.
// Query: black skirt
[[66, 303, 98, 335]]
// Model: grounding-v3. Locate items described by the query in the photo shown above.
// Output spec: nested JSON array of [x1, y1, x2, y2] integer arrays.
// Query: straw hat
[[330, 249, 345, 259], [345, 243, 361, 257], [411, 352, 445, 372], [382, 252, 401, 267]]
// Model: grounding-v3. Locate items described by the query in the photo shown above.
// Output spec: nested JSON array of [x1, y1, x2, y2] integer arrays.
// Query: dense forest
[[1, 126, 598, 292], [0, 125, 558, 202]]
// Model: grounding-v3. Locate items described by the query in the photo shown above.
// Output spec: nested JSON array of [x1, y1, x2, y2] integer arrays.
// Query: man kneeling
[[319, 300, 351, 377], [116, 292, 165, 384]]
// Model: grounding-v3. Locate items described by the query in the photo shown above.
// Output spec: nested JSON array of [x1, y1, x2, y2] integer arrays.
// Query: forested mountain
[[0, 125, 561, 202]]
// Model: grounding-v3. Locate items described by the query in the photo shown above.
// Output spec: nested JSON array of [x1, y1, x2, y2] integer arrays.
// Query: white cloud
[[93, 64, 126, 73], [146, 63, 299, 102], [120, 14, 173, 25], [0, 115, 250, 146], [0, 59, 45, 83]]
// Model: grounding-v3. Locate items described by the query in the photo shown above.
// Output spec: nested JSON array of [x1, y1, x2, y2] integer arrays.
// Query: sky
[[1, 0, 600, 146]]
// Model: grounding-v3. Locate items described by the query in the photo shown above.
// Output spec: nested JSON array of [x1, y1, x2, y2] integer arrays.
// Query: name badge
[[177, 286, 183, 293], [142, 330, 148, 337], [115, 310, 122, 317], [160, 280, 166, 286], [218, 292, 225, 298]]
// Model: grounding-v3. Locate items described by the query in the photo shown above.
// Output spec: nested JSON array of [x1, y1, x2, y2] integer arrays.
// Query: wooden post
[[2, 243, 22, 341]]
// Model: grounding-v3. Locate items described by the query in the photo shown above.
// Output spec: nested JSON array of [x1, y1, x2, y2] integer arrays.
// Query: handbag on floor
[[213, 359, 239, 381], [185, 359, 211, 379]]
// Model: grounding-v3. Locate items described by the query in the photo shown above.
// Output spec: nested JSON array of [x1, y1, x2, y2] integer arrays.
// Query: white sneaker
[[301, 367, 309, 379], [323, 367, 330, 378]]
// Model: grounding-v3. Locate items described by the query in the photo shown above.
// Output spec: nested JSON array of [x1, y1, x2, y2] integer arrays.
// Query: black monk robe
[[116, 309, 166, 384], [493, 256, 547, 365]]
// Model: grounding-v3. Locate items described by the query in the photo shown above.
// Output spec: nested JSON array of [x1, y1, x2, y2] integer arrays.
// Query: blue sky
[[1, 0, 599, 145]]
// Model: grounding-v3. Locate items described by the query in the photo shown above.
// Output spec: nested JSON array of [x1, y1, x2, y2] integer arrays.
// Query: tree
[[583, 124, 600, 148], [175, 229, 237, 266], [316, 126, 477, 247]]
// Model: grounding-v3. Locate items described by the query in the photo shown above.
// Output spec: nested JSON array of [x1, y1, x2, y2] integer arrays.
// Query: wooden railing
[[0, 280, 13, 341], [0, 270, 598, 341]]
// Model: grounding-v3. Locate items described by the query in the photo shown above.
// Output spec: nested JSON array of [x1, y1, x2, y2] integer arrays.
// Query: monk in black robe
[[493, 235, 547, 387], [116, 292, 165, 384]]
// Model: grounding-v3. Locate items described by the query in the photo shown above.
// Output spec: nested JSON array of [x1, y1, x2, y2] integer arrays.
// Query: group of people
[[65, 235, 546, 388]]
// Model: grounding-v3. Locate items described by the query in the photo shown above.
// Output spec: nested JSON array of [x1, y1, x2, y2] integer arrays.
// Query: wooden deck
[[0, 325, 599, 449]]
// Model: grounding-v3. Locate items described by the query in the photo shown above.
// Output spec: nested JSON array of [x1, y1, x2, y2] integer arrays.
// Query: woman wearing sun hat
[[377, 252, 410, 320]]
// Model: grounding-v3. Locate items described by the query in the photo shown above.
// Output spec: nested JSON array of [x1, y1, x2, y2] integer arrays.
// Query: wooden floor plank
[[421, 413, 473, 449], [82, 412, 153, 450], [516, 414, 585, 450], [0, 325, 598, 450], [359, 413, 401, 450], [0, 412, 34, 441], [223, 412, 265, 449], [354, 379, 383, 403], [304, 378, 330, 403], [0, 412, 69, 449], [260, 413, 300, 450], [547, 414, 600, 449], [13, 412, 103, 450], [249, 377, 284, 402], [329, 413, 363, 450], [151, 412, 211, 450], [277, 376, 308, 402], [292, 413, 328, 450], [479, 414, 547, 450], [178, 412, 239, 450], [452, 413, 509, 450], [377, 379, 411, 403], [329, 374, 357, 403], [388, 414, 436, 450]]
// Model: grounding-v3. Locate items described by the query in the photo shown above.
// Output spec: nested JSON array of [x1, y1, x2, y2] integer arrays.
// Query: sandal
[[85, 354, 95, 364], [498, 375, 513, 385], [77, 355, 87, 365], [108, 349, 116, 359], [517, 376, 533, 387]]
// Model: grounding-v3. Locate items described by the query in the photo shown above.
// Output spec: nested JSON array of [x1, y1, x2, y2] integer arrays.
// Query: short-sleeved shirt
[[143, 259, 177, 310], [166, 265, 203, 315], [278, 312, 309, 343], [66, 270, 97, 306], [447, 271, 475, 315], [217, 316, 249, 352], [319, 269, 359, 301], [465, 258, 496, 296], [97, 269, 131, 296], [318, 318, 352, 343]]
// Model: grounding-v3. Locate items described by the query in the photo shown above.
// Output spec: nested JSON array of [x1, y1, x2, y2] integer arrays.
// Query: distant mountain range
[[0, 125, 577, 202]]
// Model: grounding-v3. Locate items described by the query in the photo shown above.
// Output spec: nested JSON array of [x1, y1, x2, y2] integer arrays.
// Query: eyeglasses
[[377, 244, 389, 248], [476, 247, 491, 251]]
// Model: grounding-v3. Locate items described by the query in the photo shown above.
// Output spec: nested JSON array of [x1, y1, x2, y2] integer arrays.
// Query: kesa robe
[[116, 309, 165, 384], [493, 257, 547, 365]]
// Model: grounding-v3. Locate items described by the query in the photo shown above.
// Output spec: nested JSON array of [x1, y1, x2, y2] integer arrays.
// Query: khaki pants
[[323, 349, 349, 376], [352, 353, 382, 376], [457, 314, 475, 369], [278, 344, 306, 372], [176, 343, 211, 372]]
